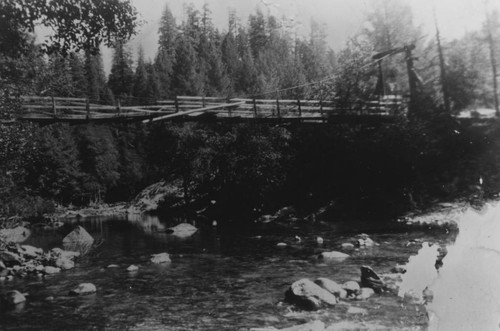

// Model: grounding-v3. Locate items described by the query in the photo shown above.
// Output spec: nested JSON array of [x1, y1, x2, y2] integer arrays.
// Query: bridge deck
[[18, 95, 406, 125]]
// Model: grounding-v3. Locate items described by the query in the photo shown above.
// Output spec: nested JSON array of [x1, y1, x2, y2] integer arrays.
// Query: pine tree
[[133, 45, 149, 103], [221, 11, 240, 94], [108, 40, 134, 99], [84, 52, 109, 103], [69, 53, 87, 97], [145, 62, 161, 102], [234, 27, 258, 94], [155, 3, 177, 98], [45, 54, 74, 96], [172, 33, 202, 95], [248, 9, 267, 58]]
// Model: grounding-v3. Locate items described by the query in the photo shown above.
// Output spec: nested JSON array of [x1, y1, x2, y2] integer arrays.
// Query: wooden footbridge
[[18, 95, 406, 125]]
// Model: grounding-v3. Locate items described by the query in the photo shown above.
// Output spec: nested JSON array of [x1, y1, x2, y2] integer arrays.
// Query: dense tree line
[[2, 1, 500, 221]]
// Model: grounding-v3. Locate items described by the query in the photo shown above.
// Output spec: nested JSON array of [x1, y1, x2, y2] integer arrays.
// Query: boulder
[[285, 278, 338, 310], [0, 226, 30, 243], [423, 286, 433, 303], [341, 243, 355, 250], [4, 290, 26, 305], [63, 226, 94, 244], [0, 261, 8, 277], [391, 264, 407, 274], [69, 283, 96, 296], [354, 234, 376, 247], [51, 248, 80, 260], [55, 257, 75, 270], [360, 266, 385, 293], [0, 251, 22, 265], [342, 281, 361, 297], [166, 223, 197, 238], [355, 287, 375, 300], [20, 245, 42, 258], [276, 242, 288, 248], [0, 251, 24, 267], [314, 277, 347, 299], [318, 251, 349, 261], [128, 180, 184, 213], [347, 306, 368, 315], [150, 253, 171, 264], [44, 266, 61, 274], [127, 264, 139, 272]]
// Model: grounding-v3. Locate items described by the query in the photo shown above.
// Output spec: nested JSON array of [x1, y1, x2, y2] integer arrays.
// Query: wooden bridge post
[[227, 97, 232, 117], [116, 98, 121, 115], [85, 98, 90, 120], [297, 99, 302, 118], [202, 96, 206, 108], [174, 96, 179, 113], [51, 96, 56, 115], [253, 98, 257, 118]]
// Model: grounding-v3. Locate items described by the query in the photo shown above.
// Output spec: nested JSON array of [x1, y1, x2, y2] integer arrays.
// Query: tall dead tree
[[485, 4, 499, 116], [433, 6, 451, 113]]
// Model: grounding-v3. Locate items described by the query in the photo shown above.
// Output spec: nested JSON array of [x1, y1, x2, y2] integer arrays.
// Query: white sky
[[101, 0, 498, 71]]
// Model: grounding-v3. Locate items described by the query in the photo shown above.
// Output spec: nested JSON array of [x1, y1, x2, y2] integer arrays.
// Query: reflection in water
[[1, 214, 456, 330], [427, 203, 500, 331], [398, 242, 439, 302], [127, 214, 167, 234]]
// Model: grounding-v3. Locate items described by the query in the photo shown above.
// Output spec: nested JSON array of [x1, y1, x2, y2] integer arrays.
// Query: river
[[0, 213, 458, 330]]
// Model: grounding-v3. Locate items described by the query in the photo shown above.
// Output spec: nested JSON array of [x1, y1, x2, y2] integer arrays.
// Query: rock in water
[[391, 264, 407, 274], [285, 278, 338, 310], [318, 251, 349, 261], [342, 281, 361, 297], [354, 233, 376, 247], [0, 261, 8, 277], [63, 226, 94, 244], [44, 266, 61, 274], [165, 223, 198, 238], [279, 320, 326, 331], [50, 248, 81, 260], [127, 264, 139, 272], [20, 245, 42, 258], [314, 277, 347, 299], [341, 243, 355, 250], [0, 226, 30, 243], [355, 287, 375, 300], [0, 251, 22, 265], [55, 257, 75, 270], [347, 306, 368, 315], [150, 253, 171, 264], [69, 283, 96, 296], [360, 266, 385, 293], [4, 290, 26, 305]]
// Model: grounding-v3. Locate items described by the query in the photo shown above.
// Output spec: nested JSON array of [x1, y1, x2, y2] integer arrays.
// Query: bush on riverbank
[[1, 112, 498, 223]]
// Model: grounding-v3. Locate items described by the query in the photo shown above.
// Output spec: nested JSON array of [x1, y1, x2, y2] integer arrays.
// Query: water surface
[[0, 214, 456, 330]]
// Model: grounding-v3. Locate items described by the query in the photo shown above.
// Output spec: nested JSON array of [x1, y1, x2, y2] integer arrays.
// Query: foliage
[[0, 0, 139, 56], [3, 1, 500, 223]]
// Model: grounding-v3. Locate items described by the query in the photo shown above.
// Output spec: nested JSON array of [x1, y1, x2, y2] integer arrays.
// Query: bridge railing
[[18, 94, 406, 124]]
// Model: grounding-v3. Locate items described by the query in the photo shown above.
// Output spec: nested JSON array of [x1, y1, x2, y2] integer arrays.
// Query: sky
[[98, 0, 499, 72]]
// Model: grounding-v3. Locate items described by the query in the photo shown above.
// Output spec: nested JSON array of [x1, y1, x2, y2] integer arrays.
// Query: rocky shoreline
[[0, 182, 477, 329]]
